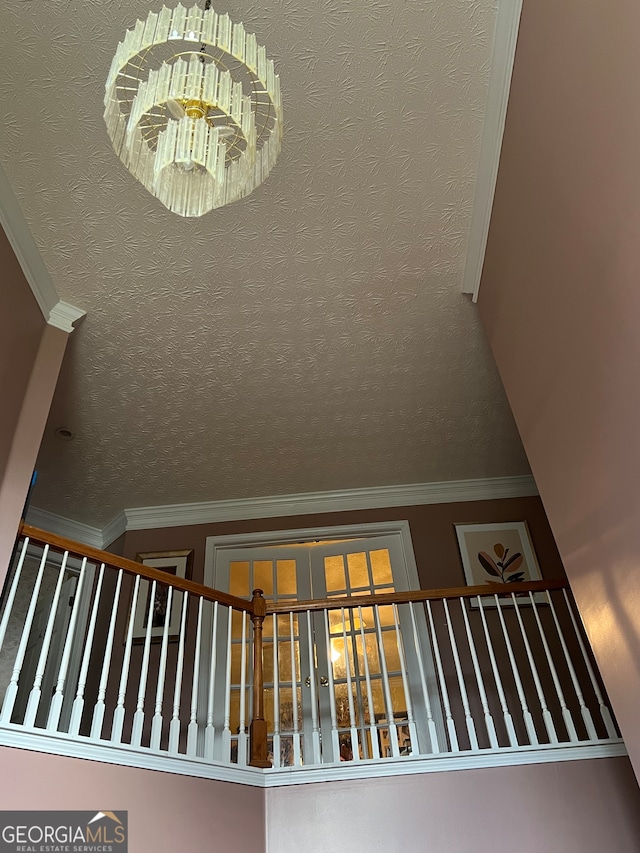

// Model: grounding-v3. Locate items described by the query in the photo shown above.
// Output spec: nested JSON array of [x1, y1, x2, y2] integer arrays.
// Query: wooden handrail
[[264, 578, 569, 614], [18, 523, 253, 613]]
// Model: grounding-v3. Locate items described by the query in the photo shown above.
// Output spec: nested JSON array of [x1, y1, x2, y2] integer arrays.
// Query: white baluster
[[340, 607, 360, 762], [187, 596, 204, 757], [546, 591, 597, 740], [131, 581, 156, 747], [494, 594, 537, 745], [409, 602, 439, 753], [563, 588, 617, 738], [477, 595, 518, 747], [529, 592, 577, 742], [511, 593, 557, 743], [112, 575, 140, 743], [272, 613, 281, 768], [1, 544, 49, 724], [151, 587, 173, 750], [236, 610, 248, 765], [290, 611, 301, 765], [545, 590, 598, 740], [221, 607, 233, 761], [168, 589, 189, 753], [91, 569, 123, 739], [24, 551, 70, 727], [392, 604, 418, 755], [374, 604, 399, 757], [204, 600, 219, 760], [324, 609, 341, 762], [47, 557, 88, 732], [306, 610, 321, 764], [459, 597, 498, 748], [0, 536, 30, 655], [70, 564, 105, 736], [443, 598, 478, 750], [425, 600, 459, 751]]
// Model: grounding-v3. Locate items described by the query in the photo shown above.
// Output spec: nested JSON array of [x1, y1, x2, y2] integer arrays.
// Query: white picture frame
[[130, 550, 193, 643]]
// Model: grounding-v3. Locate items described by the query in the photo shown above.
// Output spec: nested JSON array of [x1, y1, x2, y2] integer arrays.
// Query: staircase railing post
[[249, 588, 271, 768]]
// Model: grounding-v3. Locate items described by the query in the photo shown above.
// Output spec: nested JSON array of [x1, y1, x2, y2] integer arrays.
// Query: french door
[[208, 527, 441, 765]]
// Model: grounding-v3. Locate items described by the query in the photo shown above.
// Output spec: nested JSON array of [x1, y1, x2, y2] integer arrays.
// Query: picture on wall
[[454, 522, 542, 594], [130, 550, 194, 642]]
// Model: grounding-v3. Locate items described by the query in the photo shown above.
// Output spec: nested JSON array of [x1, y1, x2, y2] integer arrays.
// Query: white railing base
[[0, 722, 627, 790]]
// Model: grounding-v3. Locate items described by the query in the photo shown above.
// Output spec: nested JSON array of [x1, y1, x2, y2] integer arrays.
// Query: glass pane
[[376, 604, 395, 627], [355, 631, 380, 676], [389, 676, 407, 717], [254, 560, 274, 596], [375, 586, 394, 595], [324, 555, 346, 592], [277, 640, 300, 683], [382, 629, 401, 672], [370, 549, 393, 586], [231, 608, 248, 638], [347, 552, 369, 589], [230, 641, 248, 683], [276, 560, 297, 596], [229, 561, 250, 597], [263, 642, 274, 683], [277, 613, 298, 637]]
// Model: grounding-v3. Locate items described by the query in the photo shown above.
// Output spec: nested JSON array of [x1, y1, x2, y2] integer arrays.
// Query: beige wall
[[121, 495, 564, 589], [0, 746, 265, 853], [266, 757, 640, 853], [0, 228, 70, 585], [478, 0, 640, 777]]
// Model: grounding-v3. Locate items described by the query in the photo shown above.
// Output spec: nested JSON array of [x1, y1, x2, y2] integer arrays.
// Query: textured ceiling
[[0, 0, 530, 527]]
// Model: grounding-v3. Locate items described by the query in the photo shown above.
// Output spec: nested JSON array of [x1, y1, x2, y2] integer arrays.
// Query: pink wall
[[0, 323, 69, 584], [266, 758, 640, 853], [478, 1, 640, 777], [0, 746, 265, 853]]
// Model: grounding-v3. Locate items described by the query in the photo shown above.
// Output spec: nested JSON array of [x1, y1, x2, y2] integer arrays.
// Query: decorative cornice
[[462, 0, 523, 301], [27, 476, 539, 545], [48, 301, 87, 333], [25, 507, 104, 550], [0, 160, 86, 332], [124, 475, 539, 531]]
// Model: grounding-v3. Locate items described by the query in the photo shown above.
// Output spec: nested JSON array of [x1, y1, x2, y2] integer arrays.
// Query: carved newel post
[[249, 589, 271, 767]]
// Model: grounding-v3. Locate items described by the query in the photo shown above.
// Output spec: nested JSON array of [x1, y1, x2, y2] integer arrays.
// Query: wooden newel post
[[249, 588, 271, 768]]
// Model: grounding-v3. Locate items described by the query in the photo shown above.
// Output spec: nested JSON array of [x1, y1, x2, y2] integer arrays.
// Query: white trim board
[[462, 0, 523, 301], [123, 475, 538, 531], [0, 725, 626, 790], [0, 160, 86, 332], [26, 475, 538, 547]]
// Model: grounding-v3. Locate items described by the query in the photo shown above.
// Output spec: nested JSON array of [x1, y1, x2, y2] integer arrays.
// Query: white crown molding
[[25, 506, 104, 550], [48, 301, 87, 333], [28, 476, 538, 545], [462, 0, 523, 301], [0, 160, 86, 332], [124, 475, 539, 531]]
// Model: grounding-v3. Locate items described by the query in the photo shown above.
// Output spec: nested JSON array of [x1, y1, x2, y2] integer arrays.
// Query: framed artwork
[[375, 714, 410, 757], [454, 522, 542, 603], [131, 550, 194, 642]]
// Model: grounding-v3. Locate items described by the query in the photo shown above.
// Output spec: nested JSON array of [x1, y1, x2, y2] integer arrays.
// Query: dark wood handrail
[[19, 523, 253, 613], [264, 578, 569, 614]]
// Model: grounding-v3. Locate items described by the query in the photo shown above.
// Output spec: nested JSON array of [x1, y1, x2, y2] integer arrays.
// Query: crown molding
[[25, 506, 104, 550], [28, 476, 539, 544], [48, 301, 87, 333], [123, 475, 539, 531], [0, 160, 86, 332], [462, 0, 523, 301]]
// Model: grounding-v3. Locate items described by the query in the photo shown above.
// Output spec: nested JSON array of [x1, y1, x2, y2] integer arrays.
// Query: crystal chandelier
[[104, 2, 283, 217]]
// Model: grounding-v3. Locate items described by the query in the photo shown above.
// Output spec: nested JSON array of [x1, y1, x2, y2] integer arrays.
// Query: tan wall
[[0, 229, 70, 585], [0, 746, 265, 853], [266, 757, 640, 853], [121, 495, 564, 588], [478, 0, 640, 777]]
